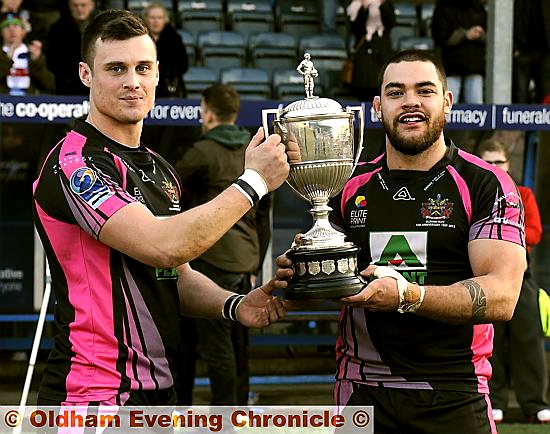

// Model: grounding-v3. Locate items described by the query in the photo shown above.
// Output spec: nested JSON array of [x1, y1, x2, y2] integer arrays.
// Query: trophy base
[[285, 246, 365, 300]]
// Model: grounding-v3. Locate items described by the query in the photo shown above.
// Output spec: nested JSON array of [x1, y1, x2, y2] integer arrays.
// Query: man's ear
[[155, 60, 159, 87], [443, 90, 453, 114], [79, 62, 92, 88], [373, 96, 382, 119]]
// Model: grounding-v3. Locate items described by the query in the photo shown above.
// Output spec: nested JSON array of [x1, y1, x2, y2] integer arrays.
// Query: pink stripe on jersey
[[59, 131, 136, 227], [471, 324, 493, 394], [35, 202, 122, 401], [459, 150, 524, 247], [121, 259, 172, 390], [341, 167, 383, 218], [110, 152, 128, 190], [446, 165, 473, 224]]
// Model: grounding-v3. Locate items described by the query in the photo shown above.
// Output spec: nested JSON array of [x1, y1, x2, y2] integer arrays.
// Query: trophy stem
[[295, 200, 349, 250]]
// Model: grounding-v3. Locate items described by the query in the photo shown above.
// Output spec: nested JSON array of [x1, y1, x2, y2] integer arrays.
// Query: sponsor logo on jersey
[[421, 194, 453, 220], [393, 187, 415, 201], [162, 180, 181, 212], [355, 195, 367, 208], [370, 232, 428, 283], [70, 167, 114, 209], [350, 196, 368, 228], [155, 267, 178, 280]]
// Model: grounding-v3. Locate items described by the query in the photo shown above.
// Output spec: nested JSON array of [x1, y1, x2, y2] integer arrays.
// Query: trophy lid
[[280, 97, 346, 119]]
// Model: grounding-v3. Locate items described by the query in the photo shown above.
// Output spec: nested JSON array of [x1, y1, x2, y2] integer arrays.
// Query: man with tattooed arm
[[276, 49, 526, 434]]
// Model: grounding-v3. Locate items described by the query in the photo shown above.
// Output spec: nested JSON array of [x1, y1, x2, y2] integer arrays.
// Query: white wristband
[[239, 169, 268, 199]]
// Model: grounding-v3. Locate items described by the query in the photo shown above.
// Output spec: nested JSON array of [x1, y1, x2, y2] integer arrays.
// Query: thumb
[[247, 127, 265, 150]]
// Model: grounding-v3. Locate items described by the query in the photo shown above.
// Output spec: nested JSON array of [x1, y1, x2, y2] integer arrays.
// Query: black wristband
[[222, 294, 245, 321], [234, 178, 260, 206]]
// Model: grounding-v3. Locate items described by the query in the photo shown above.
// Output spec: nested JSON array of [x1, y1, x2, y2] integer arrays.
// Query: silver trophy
[[262, 54, 365, 300]]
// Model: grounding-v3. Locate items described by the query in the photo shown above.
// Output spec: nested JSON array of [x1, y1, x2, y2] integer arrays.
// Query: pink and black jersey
[[329, 140, 525, 394], [33, 121, 183, 404]]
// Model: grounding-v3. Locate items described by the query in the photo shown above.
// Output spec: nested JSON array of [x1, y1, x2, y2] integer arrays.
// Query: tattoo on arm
[[460, 279, 487, 321]]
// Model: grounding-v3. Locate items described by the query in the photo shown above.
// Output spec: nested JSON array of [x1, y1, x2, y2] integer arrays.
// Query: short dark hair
[[378, 49, 448, 93], [81, 9, 153, 68], [202, 84, 240, 123], [475, 139, 510, 160]]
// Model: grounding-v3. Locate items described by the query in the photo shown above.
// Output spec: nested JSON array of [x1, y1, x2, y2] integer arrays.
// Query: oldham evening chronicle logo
[[70, 167, 114, 209]]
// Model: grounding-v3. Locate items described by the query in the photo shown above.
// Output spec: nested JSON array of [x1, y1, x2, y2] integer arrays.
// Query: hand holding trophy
[[262, 55, 365, 300]]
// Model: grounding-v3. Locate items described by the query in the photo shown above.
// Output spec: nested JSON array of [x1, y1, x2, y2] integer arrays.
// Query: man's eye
[[387, 91, 402, 97], [137, 65, 150, 73], [111, 66, 124, 73]]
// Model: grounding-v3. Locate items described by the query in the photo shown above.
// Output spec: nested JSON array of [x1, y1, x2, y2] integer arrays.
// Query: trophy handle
[[346, 105, 365, 168], [261, 108, 280, 137]]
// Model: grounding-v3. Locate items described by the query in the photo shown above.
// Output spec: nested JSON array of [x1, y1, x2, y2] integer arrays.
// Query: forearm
[[100, 185, 252, 268], [415, 276, 521, 324], [177, 264, 232, 318]]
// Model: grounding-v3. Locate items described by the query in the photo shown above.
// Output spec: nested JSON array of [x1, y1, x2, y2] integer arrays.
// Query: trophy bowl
[[262, 64, 365, 299]]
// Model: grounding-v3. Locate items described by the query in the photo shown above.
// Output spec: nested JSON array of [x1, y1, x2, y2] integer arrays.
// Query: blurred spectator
[[1, 12, 54, 94], [476, 139, 550, 424], [22, 0, 65, 43], [346, 0, 396, 102], [1, 0, 30, 31], [512, 0, 550, 103], [142, 2, 188, 98], [45, 0, 96, 95], [431, 0, 487, 104], [175, 84, 271, 405]]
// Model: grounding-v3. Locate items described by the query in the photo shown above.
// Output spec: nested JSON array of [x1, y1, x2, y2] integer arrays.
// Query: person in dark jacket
[[45, 0, 96, 95], [175, 84, 272, 405], [512, 0, 550, 103], [431, 0, 487, 103], [143, 2, 188, 98], [346, 0, 396, 102]]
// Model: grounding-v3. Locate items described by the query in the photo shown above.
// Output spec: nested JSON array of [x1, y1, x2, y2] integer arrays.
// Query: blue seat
[[179, 0, 225, 37], [220, 67, 272, 100], [197, 31, 247, 75], [227, 0, 274, 41], [183, 66, 219, 99], [276, 0, 320, 39], [249, 31, 298, 75], [397, 36, 435, 52]]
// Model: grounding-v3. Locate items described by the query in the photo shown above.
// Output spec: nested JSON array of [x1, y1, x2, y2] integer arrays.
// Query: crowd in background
[[1, 0, 550, 105]]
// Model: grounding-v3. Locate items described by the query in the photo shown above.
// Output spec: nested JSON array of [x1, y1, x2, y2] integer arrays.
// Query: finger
[[247, 126, 265, 149], [275, 267, 293, 281]]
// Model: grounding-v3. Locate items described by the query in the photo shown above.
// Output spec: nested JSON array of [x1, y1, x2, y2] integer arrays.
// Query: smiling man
[[276, 49, 527, 433], [33, 9, 290, 408]]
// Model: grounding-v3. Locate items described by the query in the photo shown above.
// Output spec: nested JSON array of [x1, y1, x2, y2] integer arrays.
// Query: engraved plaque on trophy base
[[285, 246, 365, 300]]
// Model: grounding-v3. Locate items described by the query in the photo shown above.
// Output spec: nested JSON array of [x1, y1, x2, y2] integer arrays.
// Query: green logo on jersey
[[374, 234, 423, 267], [155, 267, 178, 280]]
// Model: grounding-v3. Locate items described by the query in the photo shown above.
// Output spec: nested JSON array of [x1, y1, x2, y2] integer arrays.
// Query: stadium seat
[[272, 68, 324, 101], [227, 0, 274, 41], [183, 66, 219, 99], [197, 31, 247, 75], [177, 29, 197, 66], [179, 0, 225, 37], [397, 35, 435, 52], [420, 3, 435, 37], [298, 33, 348, 91], [220, 67, 272, 100], [249, 31, 298, 76], [391, 2, 419, 50], [276, 0, 321, 39]]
